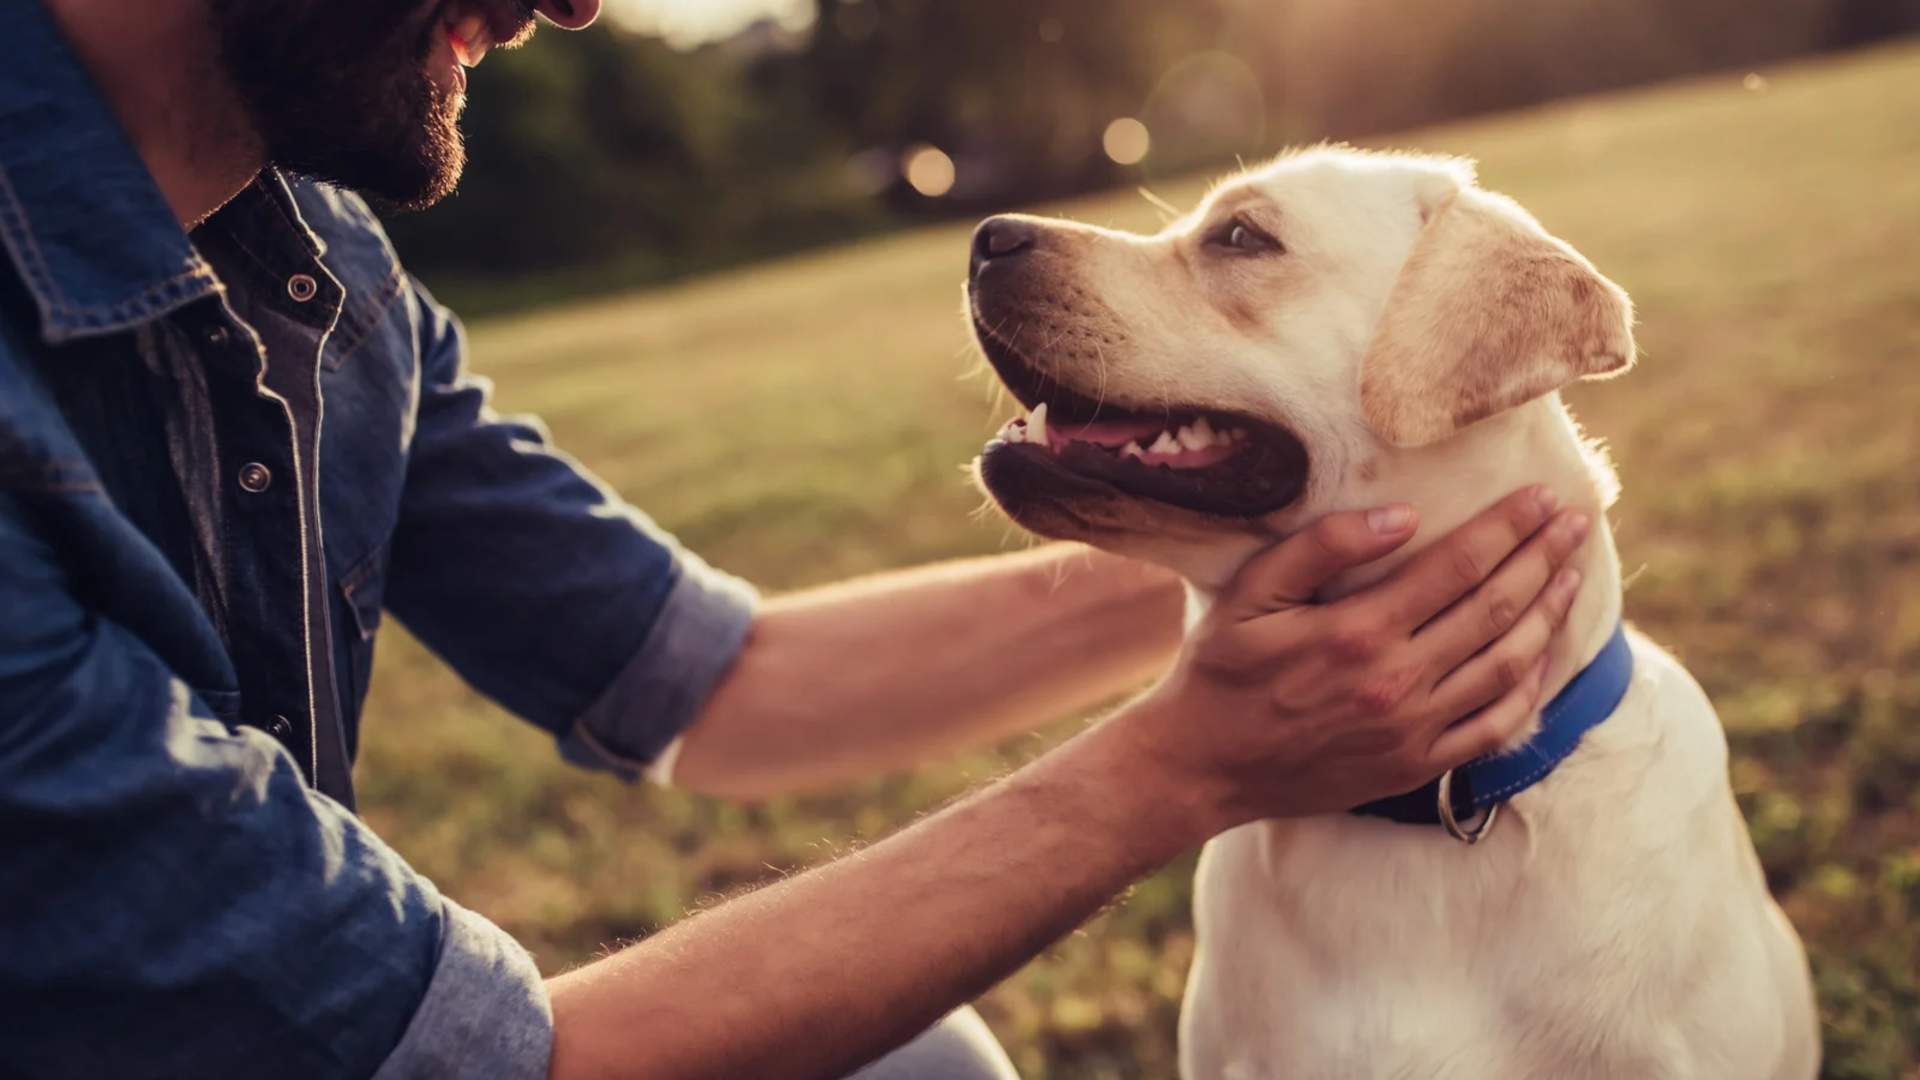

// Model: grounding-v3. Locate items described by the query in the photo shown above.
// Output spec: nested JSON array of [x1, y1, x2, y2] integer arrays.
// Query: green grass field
[[360, 42, 1920, 1079]]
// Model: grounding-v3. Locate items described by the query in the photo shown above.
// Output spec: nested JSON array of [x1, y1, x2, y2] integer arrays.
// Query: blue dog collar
[[1352, 620, 1635, 836]]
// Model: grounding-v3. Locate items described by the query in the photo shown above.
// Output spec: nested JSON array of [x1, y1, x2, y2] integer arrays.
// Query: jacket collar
[[0, 0, 221, 345]]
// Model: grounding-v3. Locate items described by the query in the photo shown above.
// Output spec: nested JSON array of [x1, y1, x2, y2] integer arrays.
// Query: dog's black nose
[[971, 216, 1037, 277]]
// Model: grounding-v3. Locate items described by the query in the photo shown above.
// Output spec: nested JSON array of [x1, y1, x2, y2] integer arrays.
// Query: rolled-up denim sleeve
[[385, 279, 756, 778], [0, 497, 551, 1079]]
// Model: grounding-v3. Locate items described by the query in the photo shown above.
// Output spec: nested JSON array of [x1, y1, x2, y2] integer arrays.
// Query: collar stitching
[[0, 163, 219, 344], [0, 163, 64, 321], [1468, 624, 1634, 806], [325, 265, 407, 365], [1474, 741, 1587, 803]]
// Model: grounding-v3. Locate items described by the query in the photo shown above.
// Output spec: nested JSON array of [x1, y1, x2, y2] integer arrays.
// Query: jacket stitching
[[324, 265, 406, 370], [0, 163, 65, 327], [0, 163, 220, 341]]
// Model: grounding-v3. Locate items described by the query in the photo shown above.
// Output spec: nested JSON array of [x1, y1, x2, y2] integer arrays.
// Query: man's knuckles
[[1348, 665, 1422, 717], [1446, 541, 1495, 590], [1321, 613, 1387, 665], [1482, 590, 1523, 638], [1493, 649, 1535, 693]]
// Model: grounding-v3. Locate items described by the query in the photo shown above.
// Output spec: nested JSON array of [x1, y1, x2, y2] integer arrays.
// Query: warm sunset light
[[610, 0, 809, 46], [37, 0, 1909, 1074]]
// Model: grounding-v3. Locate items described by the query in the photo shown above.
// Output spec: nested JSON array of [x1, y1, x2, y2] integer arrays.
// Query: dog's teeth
[[1178, 423, 1210, 451], [1149, 431, 1180, 455], [1029, 402, 1049, 446], [1121, 440, 1145, 459]]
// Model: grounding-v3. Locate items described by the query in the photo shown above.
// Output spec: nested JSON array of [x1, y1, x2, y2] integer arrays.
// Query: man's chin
[[214, 0, 469, 212], [364, 145, 465, 213], [272, 104, 466, 212]]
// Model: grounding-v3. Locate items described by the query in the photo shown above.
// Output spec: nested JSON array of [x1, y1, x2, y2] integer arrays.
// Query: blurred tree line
[[385, 0, 1920, 310]]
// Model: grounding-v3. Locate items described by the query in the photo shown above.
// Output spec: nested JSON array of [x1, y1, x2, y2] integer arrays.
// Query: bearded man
[[0, 1, 1588, 1076]]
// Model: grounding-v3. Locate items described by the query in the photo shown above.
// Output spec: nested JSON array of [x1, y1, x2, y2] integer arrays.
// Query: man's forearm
[[673, 544, 1184, 798], [547, 711, 1206, 1080]]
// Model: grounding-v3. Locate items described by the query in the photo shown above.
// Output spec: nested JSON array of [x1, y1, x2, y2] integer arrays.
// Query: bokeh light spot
[[1142, 51, 1266, 166], [903, 144, 956, 197], [1103, 118, 1151, 166], [1743, 72, 1770, 92]]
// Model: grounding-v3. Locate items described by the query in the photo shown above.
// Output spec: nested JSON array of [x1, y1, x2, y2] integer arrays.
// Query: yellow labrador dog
[[965, 147, 1818, 1080]]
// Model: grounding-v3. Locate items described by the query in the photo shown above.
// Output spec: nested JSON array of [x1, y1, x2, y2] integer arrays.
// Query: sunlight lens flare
[[903, 144, 956, 197], [1103, 117, 1151, 165]]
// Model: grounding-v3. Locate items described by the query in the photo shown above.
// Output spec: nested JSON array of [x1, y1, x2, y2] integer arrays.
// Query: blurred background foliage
[[386, 0, 1920, 313]]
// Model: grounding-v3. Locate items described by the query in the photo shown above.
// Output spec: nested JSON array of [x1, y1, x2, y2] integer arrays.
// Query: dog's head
[[968, 147, 1634, 587]]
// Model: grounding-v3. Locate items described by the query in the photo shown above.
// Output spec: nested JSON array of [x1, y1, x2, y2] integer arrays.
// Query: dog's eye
[[1209, 218, 1282, 255]]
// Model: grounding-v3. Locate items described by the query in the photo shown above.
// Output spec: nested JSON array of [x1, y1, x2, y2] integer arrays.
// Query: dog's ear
[[1359, 178, 1635, 448]]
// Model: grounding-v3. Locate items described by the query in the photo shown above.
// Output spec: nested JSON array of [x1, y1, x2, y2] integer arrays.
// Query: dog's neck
[[1192, 395, 1624, 732], [1348, 395, 1622, 705]]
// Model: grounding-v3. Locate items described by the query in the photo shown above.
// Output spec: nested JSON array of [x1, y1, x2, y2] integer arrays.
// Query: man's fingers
[[1426, 654, 1549, 769], [1223, 505, 1419, 620], [1425, 567, 1581, 721], [1369, 486, 1559, 633], [1413, 510, 1591, 674]]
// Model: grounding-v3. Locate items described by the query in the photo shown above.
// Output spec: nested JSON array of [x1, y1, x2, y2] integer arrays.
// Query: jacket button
[[287, 273, 319, 303], [266, 715, 294, 741], [237, 462, 272, 493]]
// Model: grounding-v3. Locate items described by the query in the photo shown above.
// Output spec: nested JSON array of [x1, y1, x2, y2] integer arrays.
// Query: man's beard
[[208, 0, 471, 211]]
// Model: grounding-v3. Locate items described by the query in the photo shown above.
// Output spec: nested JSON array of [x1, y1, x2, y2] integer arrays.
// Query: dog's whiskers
[[1138, 186, 1182, 226], [1091, 341, 1111, 422]]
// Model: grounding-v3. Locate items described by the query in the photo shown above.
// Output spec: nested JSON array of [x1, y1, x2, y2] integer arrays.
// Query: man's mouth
[[445, 10, 493, 68], [974, 321, 1309, 518], [439, 0, 536, 71], [446, 21, 489, 69]]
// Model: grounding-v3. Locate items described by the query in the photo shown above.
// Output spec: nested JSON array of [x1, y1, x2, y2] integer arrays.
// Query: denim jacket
[[0, 4, 757, 1077]]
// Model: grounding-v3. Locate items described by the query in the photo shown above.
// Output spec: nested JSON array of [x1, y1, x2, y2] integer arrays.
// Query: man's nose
[[535, 0, 600, 30], [971, 216, 1039, 278]]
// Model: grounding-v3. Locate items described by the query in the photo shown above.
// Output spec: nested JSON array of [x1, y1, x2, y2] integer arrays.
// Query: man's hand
[[1116, 486, 1589, 832]]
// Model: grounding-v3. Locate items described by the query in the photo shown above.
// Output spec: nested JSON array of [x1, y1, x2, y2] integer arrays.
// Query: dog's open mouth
[[974, 322, 1308, 517]]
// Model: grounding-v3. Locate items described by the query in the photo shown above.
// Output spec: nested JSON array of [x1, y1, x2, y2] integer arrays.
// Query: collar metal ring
[[1437, 768, 1500, 844]]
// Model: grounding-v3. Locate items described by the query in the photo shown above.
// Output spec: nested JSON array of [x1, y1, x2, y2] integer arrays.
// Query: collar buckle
[[1436, 768, 1500, 844]]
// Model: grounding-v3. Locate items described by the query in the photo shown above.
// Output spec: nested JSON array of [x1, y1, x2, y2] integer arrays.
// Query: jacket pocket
[[335, 544, 388, 723]]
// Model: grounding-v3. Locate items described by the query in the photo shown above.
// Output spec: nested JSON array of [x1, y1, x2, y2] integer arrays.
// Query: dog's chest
[[1181, 815, 1594, 1080], [1177, 643, 1799, 1080]]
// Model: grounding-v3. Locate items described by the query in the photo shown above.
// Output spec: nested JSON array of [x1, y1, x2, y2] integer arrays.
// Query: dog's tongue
[[1049, 416, 1170, 448]]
